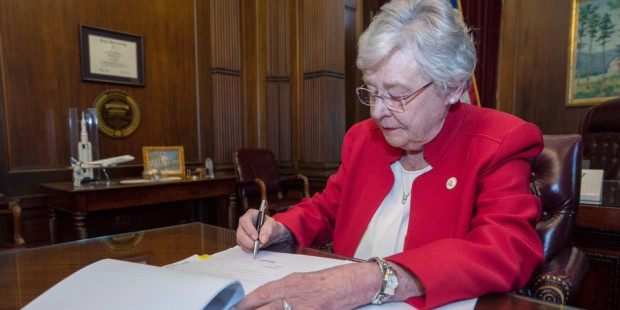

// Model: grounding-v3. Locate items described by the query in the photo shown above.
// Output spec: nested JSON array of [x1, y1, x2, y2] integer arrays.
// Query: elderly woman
[[233, 0, 544, 309]]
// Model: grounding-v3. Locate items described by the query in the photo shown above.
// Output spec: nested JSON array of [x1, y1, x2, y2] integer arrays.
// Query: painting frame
[[566, 0, 620, 106], [79, 25, 145, 86], [142, 146, 185, 177]]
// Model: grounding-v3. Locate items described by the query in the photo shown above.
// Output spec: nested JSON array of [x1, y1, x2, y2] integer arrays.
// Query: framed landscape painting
[[567, 0, 620, 106]]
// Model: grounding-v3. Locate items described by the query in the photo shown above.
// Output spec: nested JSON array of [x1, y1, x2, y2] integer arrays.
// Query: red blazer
[[274, 102, 544, 309]]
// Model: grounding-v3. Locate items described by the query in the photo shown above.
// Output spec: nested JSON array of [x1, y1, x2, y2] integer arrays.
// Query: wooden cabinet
[[574, 181, 620, 310]]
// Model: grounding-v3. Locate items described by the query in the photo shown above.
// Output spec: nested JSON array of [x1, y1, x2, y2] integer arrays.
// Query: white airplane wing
[[82, 155, 135, 167]]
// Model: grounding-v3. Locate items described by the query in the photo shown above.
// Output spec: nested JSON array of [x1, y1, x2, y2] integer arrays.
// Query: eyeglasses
[[356, 81, 433, 113]]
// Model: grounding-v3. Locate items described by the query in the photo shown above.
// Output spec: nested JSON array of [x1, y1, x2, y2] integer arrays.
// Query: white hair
[[356, 0, 476, 96]]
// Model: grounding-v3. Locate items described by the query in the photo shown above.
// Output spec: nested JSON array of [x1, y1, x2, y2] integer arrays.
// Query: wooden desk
[[576, 180, 620, 233], [0, 223, 579, 310], [41, 176, 237, 241], [574, 180, 620, 309]]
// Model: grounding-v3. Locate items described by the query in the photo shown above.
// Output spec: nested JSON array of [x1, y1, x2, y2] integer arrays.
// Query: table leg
[[228, 193, 237, 229], [48, 207, 58, 244], [73, 212, 88, 240]]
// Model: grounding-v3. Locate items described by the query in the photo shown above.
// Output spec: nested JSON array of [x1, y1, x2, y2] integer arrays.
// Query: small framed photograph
[[142, 146, 185, 177], [80, 25, 145, 86]]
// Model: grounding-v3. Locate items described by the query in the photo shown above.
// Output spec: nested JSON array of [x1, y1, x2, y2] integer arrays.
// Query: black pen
[[253, 200, 267, 259]]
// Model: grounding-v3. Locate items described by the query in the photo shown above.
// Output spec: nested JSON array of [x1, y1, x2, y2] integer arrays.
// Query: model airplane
[[71, 155, 135, 187], [71, 155, 135, 168]]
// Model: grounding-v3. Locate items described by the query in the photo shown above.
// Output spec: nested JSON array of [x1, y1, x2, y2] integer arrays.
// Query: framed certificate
[[80, 25, 145, 86]]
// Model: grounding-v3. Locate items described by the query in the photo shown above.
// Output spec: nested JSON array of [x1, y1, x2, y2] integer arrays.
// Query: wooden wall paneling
[[301, 0, 345, 167], [0, 26, 8, 194], [515, 1, 571, 132], [211, 74, 242, 164], [209, 0, 243, 163], [129, 0, 197, 156], [496, 0, 593, 135], [278, 84, 292, 162], [290, 0, 304, 171], [345, 0, 367, 130], [0, 0, 199, 197], [496, 0, 517, 115], [266, 0, 292, 162], [1, 0, 198, 170], [266, 82, 292, 162], [1, 0, 76, 170], [302, 78, 325, 163], [0, 0, 202, 244], [0, 1, 252, 242], [242, 0, 268, 149], [196, 0, 213, 164]]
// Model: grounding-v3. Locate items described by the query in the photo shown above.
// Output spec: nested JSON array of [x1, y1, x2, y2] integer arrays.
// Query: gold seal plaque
[[93, 89, 141, 138]]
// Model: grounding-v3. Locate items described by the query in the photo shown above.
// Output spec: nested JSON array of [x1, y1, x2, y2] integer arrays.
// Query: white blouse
[[354, 161, 432, 260]]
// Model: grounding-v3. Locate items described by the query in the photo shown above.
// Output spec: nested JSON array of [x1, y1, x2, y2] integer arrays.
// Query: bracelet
[[369, 257, 399, 305]]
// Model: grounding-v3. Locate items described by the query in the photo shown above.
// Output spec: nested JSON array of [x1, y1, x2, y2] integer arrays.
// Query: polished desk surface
[[41, 175, 236, 192], [576, 180, 620, 233], [41, 175, 237, 213], [0, 223, 578, 310]]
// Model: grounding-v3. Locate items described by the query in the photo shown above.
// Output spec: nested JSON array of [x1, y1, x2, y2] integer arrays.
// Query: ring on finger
[[282, 299, 292, 310]]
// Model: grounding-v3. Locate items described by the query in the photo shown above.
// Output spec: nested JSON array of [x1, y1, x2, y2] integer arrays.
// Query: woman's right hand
[[236, 209, 292, 252]]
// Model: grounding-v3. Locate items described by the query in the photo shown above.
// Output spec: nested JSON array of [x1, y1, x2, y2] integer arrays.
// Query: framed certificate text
[[80, 25, 145, 86]]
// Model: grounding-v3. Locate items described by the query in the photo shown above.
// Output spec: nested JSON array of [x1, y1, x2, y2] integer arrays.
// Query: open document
[[22, 258, 244, 310], [24, 246, 476, 310]]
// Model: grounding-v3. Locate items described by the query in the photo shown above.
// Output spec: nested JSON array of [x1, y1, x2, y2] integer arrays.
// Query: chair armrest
[[254, 178, 267, 201], [280, 174, 310, 198], [236, 179, 258, 188], [236, 179, 266, 195], [235, 179, 267, 212], [525, 247, 590, 305], [237, 178, 267, 201]]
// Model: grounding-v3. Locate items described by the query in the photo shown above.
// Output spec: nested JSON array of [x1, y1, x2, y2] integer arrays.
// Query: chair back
[[580, 97, 620, 180], [530, 135, 582, 264], [233, 148, 282, 197]]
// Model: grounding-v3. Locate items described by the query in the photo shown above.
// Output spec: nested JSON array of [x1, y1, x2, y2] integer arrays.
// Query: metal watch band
[[370, 257, 398, 305]]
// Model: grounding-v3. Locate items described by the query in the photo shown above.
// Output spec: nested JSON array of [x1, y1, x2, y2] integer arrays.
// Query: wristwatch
[[370, 257, 399, 305]]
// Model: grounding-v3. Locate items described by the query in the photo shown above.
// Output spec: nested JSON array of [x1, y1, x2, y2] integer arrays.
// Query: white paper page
[[23, 258, 244, 310], [175, 246, 353, 293], [581, 169, 604, 203], [175, 246, 476, 310], [433, 298, 477, 310]]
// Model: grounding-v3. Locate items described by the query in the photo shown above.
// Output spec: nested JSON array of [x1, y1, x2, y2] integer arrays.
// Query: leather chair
[[580, 97, 620, 180], [233, 148, 310, 215], [519, 135, 589, 305], [0, 194, 26, 249]]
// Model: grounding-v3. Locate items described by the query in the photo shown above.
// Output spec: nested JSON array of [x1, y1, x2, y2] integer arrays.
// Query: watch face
[[387, 274, 398, 288]]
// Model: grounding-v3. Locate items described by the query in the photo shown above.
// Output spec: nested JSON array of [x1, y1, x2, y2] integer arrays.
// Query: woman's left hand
[[232, 261, 381, 310]]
